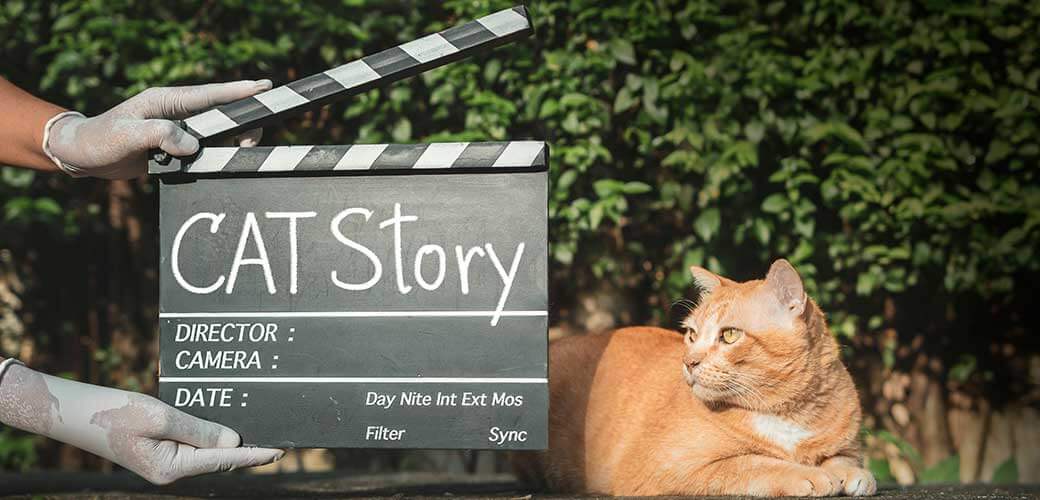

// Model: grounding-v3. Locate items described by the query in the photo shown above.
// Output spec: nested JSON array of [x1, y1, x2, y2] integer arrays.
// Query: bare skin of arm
[[0, 77, 66, 172]]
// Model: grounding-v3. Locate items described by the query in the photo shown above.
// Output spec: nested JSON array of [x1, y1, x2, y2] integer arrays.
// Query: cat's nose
[[683, 353, 702, 370]]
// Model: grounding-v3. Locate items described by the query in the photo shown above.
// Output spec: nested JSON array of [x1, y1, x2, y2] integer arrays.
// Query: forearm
[[0, 78, 65, 172], [0, 355, 282, 484], [0, 357, 111, 454]]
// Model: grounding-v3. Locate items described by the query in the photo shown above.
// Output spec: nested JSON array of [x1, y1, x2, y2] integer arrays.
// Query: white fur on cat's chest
[[751, 414, 813, 452]]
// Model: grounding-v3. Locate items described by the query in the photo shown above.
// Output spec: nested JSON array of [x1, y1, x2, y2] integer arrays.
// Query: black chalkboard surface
[[156, 142, 548, 449]]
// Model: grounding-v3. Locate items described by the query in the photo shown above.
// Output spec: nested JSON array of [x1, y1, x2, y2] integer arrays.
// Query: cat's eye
[[721, 328, 743, 344]]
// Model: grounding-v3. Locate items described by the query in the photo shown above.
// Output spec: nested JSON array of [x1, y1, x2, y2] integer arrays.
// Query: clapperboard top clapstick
[[174, 142, 548, 174], [185, 6, 530, 143]]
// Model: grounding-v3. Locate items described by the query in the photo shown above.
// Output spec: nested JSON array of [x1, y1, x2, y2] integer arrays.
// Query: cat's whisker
[[748, 388, 771, 410], [672, 298, 696, 308], [726, 382, 759, 409], [732, 372, 773, 399], [728, 383, 761, 410], [725, 376, 770, 410], [670, 298, 698, 317], [727, 383, 756, 410], [731, 371, 782, 391], [729, 370, 770, 382], [690, 370, 765, 409]]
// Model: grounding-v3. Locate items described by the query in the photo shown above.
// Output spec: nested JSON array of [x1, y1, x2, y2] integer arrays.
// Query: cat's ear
[[765, 259, 806, 316], [689, 266, 724, 300]]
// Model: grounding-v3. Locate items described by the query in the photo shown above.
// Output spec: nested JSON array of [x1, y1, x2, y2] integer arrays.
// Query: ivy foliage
[[1, 0, 1038, 406]]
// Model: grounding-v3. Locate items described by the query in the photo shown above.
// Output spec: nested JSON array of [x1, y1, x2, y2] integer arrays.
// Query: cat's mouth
[[682, 365, 734, 402], [682, 365, 710, 396], [689, 380, 729, 404]]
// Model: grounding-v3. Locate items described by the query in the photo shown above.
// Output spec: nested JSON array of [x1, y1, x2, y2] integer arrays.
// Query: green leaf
[[693, 208, 720, 242], [483, 59, 501, 82], [610, 39, 636, 65], [553, 245, 573, 265], [593, 179, 624, 198], [856, 273, 877, 296], [832, 123, 870, 151], [876, 430, 923, 470], [391, 118, 411, 142], [53, 14, 79, 32], [992, 458, 1019, 484], [753, 218, 770, 244], [920, 455, 960, 484], [791, 240, 813, 262], [762, 194, 788, 213], [978, 169, 995, 191], [971, 62, 993, 89], [613, 87, 638, 112], [589, 203, 604, 229], [557, 170, 578, 190], [949, 355, 977, 382], [33, 198, 61, 216], [745, 121, 765, 143], [985, 139, 1011, 164], [730, 141, 758, 167], [868, 458, 896, 485], [1, 167, 35, 188], [320, 45, 337, 65], [621, 181, 651, 194]]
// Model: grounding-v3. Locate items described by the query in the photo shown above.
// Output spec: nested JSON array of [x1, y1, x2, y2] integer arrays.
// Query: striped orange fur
[[515, 259, 876, 497]]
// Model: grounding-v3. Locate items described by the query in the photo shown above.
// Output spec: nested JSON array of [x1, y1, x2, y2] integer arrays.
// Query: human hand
[[0, 359, 283, 484], [43, 80, 271, 179]]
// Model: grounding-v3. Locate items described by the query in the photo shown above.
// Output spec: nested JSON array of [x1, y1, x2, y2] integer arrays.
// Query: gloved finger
[[171, 445, 285, 479], [153, 404, 241, 449], [133, 119, 201, 157], [236, 128, 263, 147], [129, 80, 273, 119]]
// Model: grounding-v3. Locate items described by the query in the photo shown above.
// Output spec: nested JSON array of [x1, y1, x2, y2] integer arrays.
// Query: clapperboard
[[151, 6, 548, 449]]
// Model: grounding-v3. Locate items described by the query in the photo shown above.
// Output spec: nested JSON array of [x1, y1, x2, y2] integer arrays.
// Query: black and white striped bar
[[152, 141, 547, 174], [182, 6, 532, 143]]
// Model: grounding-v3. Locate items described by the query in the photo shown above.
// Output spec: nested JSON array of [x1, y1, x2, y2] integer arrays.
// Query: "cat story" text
[[169, 203, 526, 326]]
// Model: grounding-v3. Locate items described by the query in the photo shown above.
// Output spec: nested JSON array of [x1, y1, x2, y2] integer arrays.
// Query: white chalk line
[[159, 376, 547, 384], [159, 310, 548, 319]]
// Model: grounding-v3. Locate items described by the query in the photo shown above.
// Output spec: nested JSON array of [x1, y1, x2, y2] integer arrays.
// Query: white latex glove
[[0, 359, 283, 484], [43, 80, 271, 179]]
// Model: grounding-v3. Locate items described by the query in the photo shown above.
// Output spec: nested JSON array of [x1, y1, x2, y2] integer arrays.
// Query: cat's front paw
[[774, 467, 842, 497], [827, 466, 877, 496]]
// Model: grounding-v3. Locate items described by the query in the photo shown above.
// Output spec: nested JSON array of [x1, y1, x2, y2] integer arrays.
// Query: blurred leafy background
[[1, 0, 1038, 484]]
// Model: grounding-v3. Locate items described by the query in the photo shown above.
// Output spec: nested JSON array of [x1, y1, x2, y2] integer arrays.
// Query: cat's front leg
[[686, 454, 843, 497], [821, 455, 877, 496]]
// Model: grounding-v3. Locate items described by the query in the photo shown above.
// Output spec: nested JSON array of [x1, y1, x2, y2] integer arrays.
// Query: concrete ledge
[[1, 472, 1038, 499]]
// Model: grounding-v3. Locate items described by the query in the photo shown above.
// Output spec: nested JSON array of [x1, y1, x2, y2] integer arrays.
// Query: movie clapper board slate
[[150, 6, 548, 450]]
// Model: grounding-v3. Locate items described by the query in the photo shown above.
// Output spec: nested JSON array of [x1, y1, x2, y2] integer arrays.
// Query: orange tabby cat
[[515, 259, 876, 496]]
